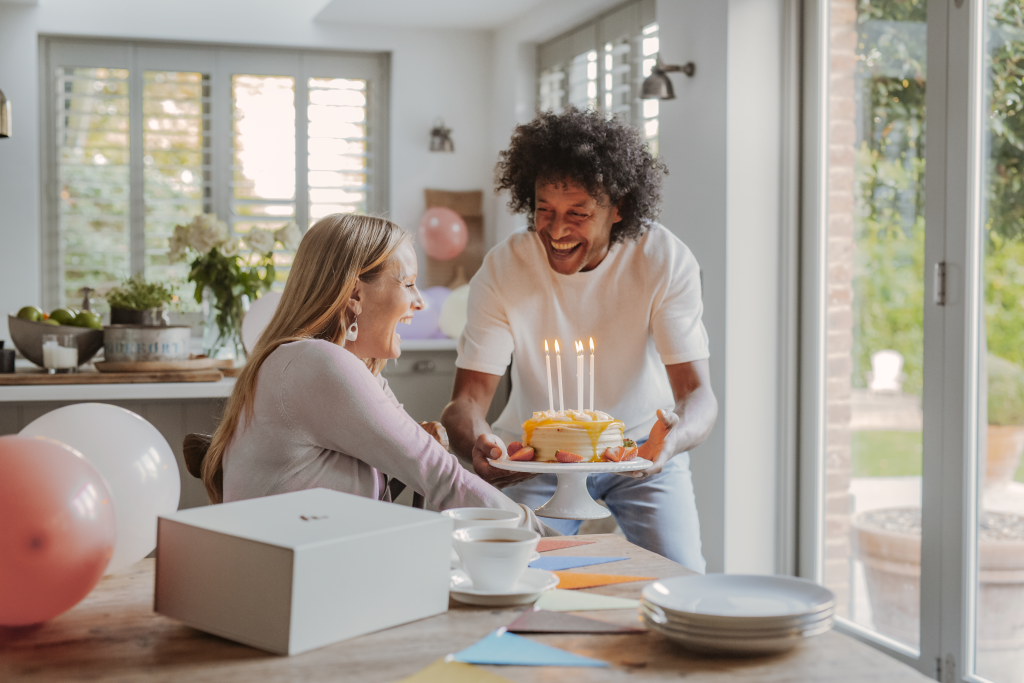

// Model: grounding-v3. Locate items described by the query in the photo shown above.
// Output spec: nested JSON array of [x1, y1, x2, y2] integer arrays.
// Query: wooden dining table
[[0, 533, 931, 682]]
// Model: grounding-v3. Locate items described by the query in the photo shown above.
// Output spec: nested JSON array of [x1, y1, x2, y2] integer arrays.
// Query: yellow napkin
[[552, 571, 655, 590]]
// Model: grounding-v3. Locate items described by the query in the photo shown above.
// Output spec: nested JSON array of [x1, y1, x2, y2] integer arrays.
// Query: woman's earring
[[345, 317, 358, 342]]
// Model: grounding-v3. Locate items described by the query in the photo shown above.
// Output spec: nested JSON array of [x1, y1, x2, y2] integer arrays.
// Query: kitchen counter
[[0, 339, 456, 403], [0, 376, 237, 402], [0, 338, 471, 511]]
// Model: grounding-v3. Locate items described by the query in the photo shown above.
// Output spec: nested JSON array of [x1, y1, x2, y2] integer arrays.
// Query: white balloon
[[438, 284, 471, 339], [242, 290, 281, 353], [20, 403, 181, 574]]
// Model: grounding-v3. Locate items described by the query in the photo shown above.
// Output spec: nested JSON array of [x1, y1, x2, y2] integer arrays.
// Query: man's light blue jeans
[[502, 452, 706, 573]]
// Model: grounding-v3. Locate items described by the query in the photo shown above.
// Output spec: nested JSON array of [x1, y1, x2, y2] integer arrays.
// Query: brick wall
[[824, 0, 856, 618]]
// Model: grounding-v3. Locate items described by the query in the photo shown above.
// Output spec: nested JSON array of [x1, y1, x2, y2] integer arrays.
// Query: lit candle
[[576, 340, 584, 413], [589, 337, 595, 412], [554, 340, 564, 414], [544, 340, 554, 412]]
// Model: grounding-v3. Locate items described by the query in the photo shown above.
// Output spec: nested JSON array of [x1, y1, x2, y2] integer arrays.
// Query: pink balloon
[[0, 435, 116, 626], [417, 207, 469, 261]]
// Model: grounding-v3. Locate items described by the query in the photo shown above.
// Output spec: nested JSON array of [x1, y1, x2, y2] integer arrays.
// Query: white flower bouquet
[[169, 214, 302, 357]]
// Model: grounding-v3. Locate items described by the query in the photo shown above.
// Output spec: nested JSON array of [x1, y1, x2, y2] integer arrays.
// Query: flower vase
[[202, 286, 249, 362]]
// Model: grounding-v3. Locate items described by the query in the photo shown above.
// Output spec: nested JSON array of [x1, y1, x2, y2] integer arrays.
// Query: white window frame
[[800, 1, 991, 680], [535, 0, 656, 125], [39, 37, 389, 310]]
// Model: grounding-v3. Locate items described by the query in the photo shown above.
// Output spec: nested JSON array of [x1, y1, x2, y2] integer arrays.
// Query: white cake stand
[[489, 459, 653, 520]]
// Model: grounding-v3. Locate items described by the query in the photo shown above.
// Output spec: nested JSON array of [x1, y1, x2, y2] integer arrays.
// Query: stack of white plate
[[640, 574, 836, 655]]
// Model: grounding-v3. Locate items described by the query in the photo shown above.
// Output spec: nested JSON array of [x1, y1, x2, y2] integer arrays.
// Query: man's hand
[[631, 409, 680, 478], [626, 360, 717, 480], [419, 421, 449, 450], [471, 433, 538, 489]]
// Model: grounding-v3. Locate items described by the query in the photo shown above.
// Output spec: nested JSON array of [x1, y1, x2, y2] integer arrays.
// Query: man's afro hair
[[494, 106, 668, 244]]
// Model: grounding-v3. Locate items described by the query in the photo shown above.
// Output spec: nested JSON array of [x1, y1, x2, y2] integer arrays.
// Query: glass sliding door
[[814, 0, 927, 653], [973, 2, 1024, 680], [807, 0, 1024, 679]]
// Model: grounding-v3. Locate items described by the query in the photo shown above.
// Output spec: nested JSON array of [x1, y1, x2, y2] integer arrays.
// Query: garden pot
[[854, 507, 1024, 682], [986, 424, 1024, 489]]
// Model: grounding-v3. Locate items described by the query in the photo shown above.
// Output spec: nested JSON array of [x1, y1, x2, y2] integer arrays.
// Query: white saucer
[[449, 568, 559, 606]]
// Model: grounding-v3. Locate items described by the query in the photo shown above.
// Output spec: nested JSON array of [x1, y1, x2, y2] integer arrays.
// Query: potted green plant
[[986, 354, 1024, 487], [105, 276, 176, 326]]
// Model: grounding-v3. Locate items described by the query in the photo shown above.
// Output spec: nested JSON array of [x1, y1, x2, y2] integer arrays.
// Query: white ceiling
[[314, 0, 549, 30]]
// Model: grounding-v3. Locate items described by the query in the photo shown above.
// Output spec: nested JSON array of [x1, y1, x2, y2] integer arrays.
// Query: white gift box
[[154, 488, 452, 655]]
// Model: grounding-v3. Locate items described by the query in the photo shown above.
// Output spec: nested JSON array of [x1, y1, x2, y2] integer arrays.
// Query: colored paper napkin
[[533, 589, 640, 612], [552, 571, 654, 590], [506, 608, 645, 634], [536, 538, 597, 553], [528, 556, 628, 572], [451, 628, 607, 667], [394, 658, 515, 683]]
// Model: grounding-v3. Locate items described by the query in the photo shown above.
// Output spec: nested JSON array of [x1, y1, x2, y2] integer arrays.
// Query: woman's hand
[[419, 421, 450, 451], [631, 408, 680, 478]]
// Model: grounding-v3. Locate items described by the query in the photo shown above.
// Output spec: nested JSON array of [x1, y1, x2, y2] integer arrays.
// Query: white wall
[[657, 0, 784, 574], [0, 3, 42, 341], [723, 0, 783, 574], [0, 0, 496, 336]]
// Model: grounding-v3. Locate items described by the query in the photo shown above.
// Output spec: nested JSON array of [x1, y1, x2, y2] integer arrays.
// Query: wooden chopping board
[[0, 368, 224, 385], [94, 357, 218, 373]]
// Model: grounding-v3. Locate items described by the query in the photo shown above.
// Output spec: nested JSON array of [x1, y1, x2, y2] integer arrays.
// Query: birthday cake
[[506, 409, 637, 463]]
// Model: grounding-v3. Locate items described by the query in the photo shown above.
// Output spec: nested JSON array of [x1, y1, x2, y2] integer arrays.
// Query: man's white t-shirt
[[457, 223, 710, 445]]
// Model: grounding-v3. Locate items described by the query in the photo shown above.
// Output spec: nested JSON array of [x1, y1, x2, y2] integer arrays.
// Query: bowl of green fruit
[[8, 306, 104, 368]]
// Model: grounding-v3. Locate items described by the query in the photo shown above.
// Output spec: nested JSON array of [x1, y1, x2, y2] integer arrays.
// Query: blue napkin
[[528, 556, 628, 571], [451, 628, 608, 667]]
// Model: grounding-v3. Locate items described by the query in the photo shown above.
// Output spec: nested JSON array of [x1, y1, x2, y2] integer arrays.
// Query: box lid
[[159, 489, 445, 550]]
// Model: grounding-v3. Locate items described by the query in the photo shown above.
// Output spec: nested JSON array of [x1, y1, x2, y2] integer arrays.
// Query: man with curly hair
[[441, 107, 717, 571]]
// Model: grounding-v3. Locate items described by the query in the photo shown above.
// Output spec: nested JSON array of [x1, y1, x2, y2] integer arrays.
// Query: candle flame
[[554, 340, 560, 354], [590, 337, 594, 352], [576, 340, 583, 355], [545, 340, 549, 353]]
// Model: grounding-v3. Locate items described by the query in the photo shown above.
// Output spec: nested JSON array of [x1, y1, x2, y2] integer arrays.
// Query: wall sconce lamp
[[429, 119, 454, 152], [640, 59, 696, 100], [0, 88, 10, 138]]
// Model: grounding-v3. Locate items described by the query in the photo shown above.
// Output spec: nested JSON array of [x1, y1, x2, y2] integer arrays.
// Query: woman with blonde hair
[[201, 214, 548, 533]]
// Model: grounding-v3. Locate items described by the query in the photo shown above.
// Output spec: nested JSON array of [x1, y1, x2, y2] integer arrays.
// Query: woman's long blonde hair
[[201, 213, 408, 503]]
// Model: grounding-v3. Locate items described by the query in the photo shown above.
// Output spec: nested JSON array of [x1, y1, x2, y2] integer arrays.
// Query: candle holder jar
[[42, 333, 79, 374]]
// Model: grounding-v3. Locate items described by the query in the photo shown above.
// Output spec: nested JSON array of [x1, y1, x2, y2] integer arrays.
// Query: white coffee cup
[[452, 526, 540, 593], [441, 507, 522, 530]]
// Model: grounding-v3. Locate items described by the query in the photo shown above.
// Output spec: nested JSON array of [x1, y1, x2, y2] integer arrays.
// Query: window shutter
[[535, 0, 659, 154]]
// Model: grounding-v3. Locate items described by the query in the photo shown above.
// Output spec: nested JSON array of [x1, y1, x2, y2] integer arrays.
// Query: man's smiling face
[[533, 180, 621, 275]]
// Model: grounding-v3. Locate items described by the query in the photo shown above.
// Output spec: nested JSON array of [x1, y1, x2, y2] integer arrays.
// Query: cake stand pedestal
[[489, 459, 653, 520]]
